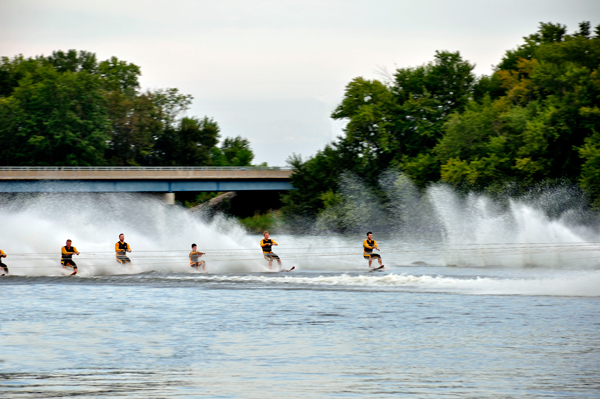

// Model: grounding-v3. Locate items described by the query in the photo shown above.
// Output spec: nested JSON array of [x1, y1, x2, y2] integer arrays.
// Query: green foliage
[[0, 64, 110, 166], [283, 50, 476, 219], [398, 151, 440, 187], [150, 88, 193, 129], [211, 136, 254, 166], [104, 90, 161, 166], [472, 73, 505, 102], [431, 23, 600, 194], [0, 50, 255, 167], [45, 50, 99, 74], [281, 145, 346, 219], [394, 51, 476, 117], [238, 211, 281, 234], [0, 55, 42, 97], [440, 21, 600, 197], [153, 116, 220, 166], [98, 56, 141, 93], [284, 20, 600, 218], [578, 106, 600, 207], [496, 22, 567, 71], [320, 189, 343, 209]]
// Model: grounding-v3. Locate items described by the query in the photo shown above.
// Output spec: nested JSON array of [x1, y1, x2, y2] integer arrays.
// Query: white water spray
[[428, 185, 600, 268], [1, 193, 269, 276], [2, 174, 600, 277], [315, 172, 600, 269], [160, 271, 600, 297]]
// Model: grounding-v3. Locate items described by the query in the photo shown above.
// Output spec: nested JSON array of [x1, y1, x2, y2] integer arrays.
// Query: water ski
[[369, 265, 385, 272], [282, 266, 295, 272], [62, 266, 77, 276]]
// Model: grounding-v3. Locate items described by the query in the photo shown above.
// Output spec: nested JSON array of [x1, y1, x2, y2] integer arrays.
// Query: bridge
[[0, 167, 293, 203]]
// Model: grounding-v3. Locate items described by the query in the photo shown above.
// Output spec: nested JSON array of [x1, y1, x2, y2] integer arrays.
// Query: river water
[[1, 192, 600, 398]]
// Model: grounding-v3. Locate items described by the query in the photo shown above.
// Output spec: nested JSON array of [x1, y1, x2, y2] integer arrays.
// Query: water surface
[[2, 267, 599, 398]]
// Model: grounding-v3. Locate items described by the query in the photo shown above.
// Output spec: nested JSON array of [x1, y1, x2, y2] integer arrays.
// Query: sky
[[1, 0, 599, 166]]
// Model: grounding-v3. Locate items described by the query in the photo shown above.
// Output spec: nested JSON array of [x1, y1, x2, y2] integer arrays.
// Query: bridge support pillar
[[164, 192, 175, 205]]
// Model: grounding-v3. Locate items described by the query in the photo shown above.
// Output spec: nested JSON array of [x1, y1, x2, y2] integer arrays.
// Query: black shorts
[[61, 259, 78, 268], [0, 262, 7, 272], [116, 256, 131, 264], [363, 253, 381, 260], [190, 261, 205, 268], [263, 253, 280, 261]]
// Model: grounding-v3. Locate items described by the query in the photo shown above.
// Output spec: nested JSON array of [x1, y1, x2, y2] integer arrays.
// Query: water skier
[[260, 231, 294, 272], [61, 239, 80, 276], [260, 231, 282, 270], [363, 231, 384, 270], [0, 249, 8, 275], [115, 233, 132, 264], [189, 243, 206, 272]]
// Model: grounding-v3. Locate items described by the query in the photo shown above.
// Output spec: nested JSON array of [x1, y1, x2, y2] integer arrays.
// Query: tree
[[394, 50, 476, 117], [496, 22, 567, 71], [0, 50, 240, 168], [150, 87, 193, 129], [98, 56, 141, 93], [330, 51, 476, 187], [44, 49, 99, 74], [436, 21, 600, 193], [331, 77, 397, 183], [285, 50, 477, 219], [153, 116, 220, 166], [0, 55, 42, 98], [0, 65, 110, 165], [211, 136, 254, 166], [104, 90, 161, 166], [435, 97, 522, 186], [579, 128, 600, 207], [284, 21, 600, 219]]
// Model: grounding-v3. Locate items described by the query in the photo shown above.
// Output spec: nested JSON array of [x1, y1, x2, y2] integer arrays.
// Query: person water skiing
[[61, 239, 80, 276], [115, 233, 132, 264], [260, 231, 283, 271], [0, 249, 8, 276], [363, 231, 384, 270], [260, 231, 294, 272], [189, 243, 206, 272]]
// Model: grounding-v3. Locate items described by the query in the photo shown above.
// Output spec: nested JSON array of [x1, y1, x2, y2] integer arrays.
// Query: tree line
[[0, 50, 255, 167], [282, 21, 600, 224]]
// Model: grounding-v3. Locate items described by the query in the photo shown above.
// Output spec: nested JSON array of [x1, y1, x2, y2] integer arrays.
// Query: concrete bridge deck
[[0, 166, 291, 180], [0, 167, 293, 193]]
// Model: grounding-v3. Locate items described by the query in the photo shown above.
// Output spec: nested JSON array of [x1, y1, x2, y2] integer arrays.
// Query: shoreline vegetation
[[238, 211, 281, 234], [281, 21, 600, 232], [184, 191, 281, 233], [0, 51, 257, 169], [1, 21, 599, 233]]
